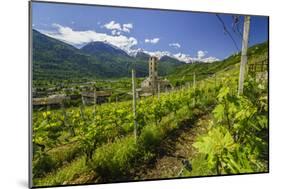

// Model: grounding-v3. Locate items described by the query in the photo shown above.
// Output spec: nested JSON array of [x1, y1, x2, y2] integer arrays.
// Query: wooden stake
[[93, 86, 97, 118], [193, 72, 196, 106], [132, 68, 137, 142], [157, 82, 160, 100], [238, 16, 251, 95], [61, 102, 75, 136], [214, 73, 217, 88]]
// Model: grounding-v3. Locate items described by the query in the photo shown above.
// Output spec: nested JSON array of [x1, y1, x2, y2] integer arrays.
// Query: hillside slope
[[168, 41, 268, 85], [33, 30, 105, 80], [32, 30, 184, 80]]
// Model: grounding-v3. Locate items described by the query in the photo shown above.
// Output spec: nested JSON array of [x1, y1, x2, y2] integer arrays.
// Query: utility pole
[[238, 16, 251, 95], [132, 67, 137, 143]]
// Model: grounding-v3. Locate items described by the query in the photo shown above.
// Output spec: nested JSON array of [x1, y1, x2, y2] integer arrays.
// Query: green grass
[[34, 156, 89, 187], [47, 142, 82, 168], [92, 135, 139, 180]]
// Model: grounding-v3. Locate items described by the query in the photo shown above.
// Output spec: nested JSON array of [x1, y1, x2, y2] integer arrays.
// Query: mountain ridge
[[32, 29, 184, 80], [32, 29, 267, 82], [80, 41, 130, 57]]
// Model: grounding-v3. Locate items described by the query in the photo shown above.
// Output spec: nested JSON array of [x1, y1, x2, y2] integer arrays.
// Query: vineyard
[[27, 3, 271, 188], [32, 54, 269, 186]]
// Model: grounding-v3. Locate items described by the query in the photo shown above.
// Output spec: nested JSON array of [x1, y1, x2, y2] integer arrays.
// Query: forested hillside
[[33, 30, 185, 81]]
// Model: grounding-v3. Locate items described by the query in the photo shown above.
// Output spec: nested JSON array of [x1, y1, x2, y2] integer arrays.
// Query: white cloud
[[144, 38, 160, 44], [174, 53, 192, 63], [123, 23, 133, 29], [111, 30, 121, 36], [197, 50, 207, 59], [40, 23, 137, 54], [38, 23, 219, 63], [103, 21, 133, 33], [199, 56, 220, 63], [194, 50, 219, 62], [143, 50, 171, 59], [140, 50, 219, 63], [123, 23, 133, 33], [169, 43, 181, 49], [103, 21, 122, 31]]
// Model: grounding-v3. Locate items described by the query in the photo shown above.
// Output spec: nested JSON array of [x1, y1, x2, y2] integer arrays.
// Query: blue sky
[[32, 1, 268, 63]]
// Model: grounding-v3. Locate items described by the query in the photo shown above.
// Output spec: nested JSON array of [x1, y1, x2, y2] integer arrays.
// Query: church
[[139, 56, 173, 96]]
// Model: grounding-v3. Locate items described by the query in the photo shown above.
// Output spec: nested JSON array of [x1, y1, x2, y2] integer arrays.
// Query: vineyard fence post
[[238, 16, 251, 95], [132, 68, 137, 143], [193, 72, 196, 106], [157, 82, 160, 100], [93, 86, 97, 118]]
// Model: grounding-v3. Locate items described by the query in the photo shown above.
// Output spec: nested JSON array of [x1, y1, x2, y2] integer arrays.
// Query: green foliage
[[33, 110, 64, 154], [190, 76, 268, 175], [32, 81, 208, 184], [33, 153, 56, 178], [193, 127, 237, 171], [92, 136, 138, 180], [48, 143, 83, 168], [139, 124, 164, 151], [34, 156, 89, 186], [182, 153, 215, 176]]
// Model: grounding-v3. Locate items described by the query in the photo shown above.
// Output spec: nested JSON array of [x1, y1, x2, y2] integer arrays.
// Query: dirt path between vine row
[[134, 114, 211, 180]]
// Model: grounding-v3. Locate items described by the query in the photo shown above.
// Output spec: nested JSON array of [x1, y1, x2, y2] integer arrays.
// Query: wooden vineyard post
[[214, 73, 217, 98], [205, 82, 208, 102], [238, 16, 251, 95], [80, 104, 85, 121], [214, 73, 217, 88], [132, 67, 137, 143], [93, 86, 97, 118], [157, 82, 160, 100], [61, 101, 75, 136], [81, 95, 85, 106], [187, 82, 190, 90], [215, 74, 218, 97], [80, 95, 86, 121], [193, 72, 196, 106]]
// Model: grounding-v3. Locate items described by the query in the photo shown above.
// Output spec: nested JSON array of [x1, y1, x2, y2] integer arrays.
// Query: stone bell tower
[[148, 56, 158, 94]]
